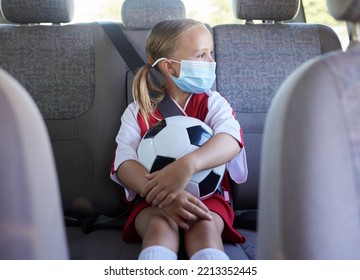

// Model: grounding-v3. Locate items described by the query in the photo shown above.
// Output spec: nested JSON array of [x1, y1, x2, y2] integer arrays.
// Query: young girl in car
[[111, 18, 248, 260]]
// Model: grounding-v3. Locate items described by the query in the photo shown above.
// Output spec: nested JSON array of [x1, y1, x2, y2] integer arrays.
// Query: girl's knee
[[138, 210, 179, 252], [147, 214, 178, 234], [189, 212, 224, 234], [188, 219, 221, 239], [135, 207, 177, 237], [184, 212, 225, 256]]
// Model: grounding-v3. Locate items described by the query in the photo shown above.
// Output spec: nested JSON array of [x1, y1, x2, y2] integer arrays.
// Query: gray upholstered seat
[[0, 68, 68, 260], [0, 0, 127, 219], [257, 0, 360, 259], [0, 0, 129, 259], [213, 0, 342, 225]]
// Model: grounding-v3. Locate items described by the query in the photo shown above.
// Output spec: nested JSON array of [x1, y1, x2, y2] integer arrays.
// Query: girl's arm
[[116, 159, 213, 226], [141, 132, 241, 207], [116, 159, 149, 195]]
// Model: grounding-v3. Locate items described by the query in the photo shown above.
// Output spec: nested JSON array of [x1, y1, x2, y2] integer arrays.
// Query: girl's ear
[[159, 60, 175, 76]]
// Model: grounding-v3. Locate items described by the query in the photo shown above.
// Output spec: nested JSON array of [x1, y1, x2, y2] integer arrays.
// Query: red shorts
[[122, 193, 245, 244]]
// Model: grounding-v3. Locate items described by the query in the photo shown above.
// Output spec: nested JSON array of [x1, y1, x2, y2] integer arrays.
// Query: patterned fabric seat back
[[0, 0, 128, 217], [258, 0, 360, 259], [213, 0, 342, 219]]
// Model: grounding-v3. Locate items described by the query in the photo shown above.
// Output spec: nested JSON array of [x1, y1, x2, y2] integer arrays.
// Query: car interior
[[0, 0, 358, 260]]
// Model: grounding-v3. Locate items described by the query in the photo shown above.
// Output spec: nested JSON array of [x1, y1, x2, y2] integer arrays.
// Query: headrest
[[327, 0, 360, 22], [233, 0, 300, 21], [121, 0, 186, 29], [1, 0, 74, 24]]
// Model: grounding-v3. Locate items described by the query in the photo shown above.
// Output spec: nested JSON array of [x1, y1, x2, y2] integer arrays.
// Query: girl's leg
[[135, 206, 179, 260], [184, 211, 229, 260]]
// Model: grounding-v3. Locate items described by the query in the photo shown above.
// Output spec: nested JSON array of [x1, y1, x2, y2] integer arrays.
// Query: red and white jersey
[[110, 90, 248, 201]]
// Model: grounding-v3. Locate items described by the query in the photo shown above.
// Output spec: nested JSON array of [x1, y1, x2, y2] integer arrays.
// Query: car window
[[73, 0, 123, 22], [73, 0, 348, 49], [302, 0, 349, 49]]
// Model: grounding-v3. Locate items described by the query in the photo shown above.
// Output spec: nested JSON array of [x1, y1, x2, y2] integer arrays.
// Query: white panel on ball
[[137, 138, 157, 171], [153, 125, 190, 158]]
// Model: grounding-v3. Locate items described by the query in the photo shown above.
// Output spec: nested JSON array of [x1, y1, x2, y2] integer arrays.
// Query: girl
[[111, 18, 248, 260]]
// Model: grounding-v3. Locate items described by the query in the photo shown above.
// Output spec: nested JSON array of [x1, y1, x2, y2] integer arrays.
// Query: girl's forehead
[[179, 24, 213, 49], [184, 24, 212, 40]]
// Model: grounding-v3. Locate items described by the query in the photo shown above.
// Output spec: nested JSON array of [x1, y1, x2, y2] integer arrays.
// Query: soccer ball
[[137, 116, 225, 200]]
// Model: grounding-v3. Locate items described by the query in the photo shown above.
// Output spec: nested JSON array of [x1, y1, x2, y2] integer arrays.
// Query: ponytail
[[132, 63, 164, 128]]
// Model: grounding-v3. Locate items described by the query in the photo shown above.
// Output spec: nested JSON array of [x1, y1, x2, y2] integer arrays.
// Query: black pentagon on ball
[[144, 119, 167, 139], [198, 170, 221, 197], [186, 125, 212, 147], [150, 155, 176, 173]]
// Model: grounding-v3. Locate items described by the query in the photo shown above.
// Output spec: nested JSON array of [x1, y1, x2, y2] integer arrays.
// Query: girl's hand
[[141, 133, 240, 208], [160, 191, 213, 230], [141, 155, 195, 207]]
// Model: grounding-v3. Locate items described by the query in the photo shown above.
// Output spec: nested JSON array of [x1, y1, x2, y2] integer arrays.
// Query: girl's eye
[[197, 53, 206, 58]]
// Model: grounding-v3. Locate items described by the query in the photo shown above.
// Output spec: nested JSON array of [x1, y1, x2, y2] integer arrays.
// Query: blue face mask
[[170, 60, 216, 94], [152, 58, 216, 94]]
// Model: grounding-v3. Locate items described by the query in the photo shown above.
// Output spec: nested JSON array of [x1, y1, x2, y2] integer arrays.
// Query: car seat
[[213, 0, 342, 230], [0, 68, 68, 260], [257, 0, 360, 259], [0, 0, 132, 259]]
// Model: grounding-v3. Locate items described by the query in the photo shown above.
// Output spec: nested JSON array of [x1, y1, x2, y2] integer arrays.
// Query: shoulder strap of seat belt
[[99, 21, 184, 118]]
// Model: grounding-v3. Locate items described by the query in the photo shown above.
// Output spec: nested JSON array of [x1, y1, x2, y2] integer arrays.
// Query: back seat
[[213, 0, 342, 228], [0, 0, 131, 259], [0, 0, 128, 219], [0, 0, 342, 260]]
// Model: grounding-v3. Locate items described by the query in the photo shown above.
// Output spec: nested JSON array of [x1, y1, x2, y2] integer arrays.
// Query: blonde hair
[[133, 18, 203, 127]]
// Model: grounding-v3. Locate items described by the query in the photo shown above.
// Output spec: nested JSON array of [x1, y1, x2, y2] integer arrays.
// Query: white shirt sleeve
[[205, 90, 248, 184], [110, 102, 141, 201]]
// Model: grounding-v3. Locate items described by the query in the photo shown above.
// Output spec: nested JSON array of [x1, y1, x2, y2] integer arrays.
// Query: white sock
[[190, 248, 230, 260], [138, 245, 177, 260]]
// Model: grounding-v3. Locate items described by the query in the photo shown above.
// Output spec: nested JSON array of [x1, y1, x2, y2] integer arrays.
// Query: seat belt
[[99, 21, 184, 118]]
